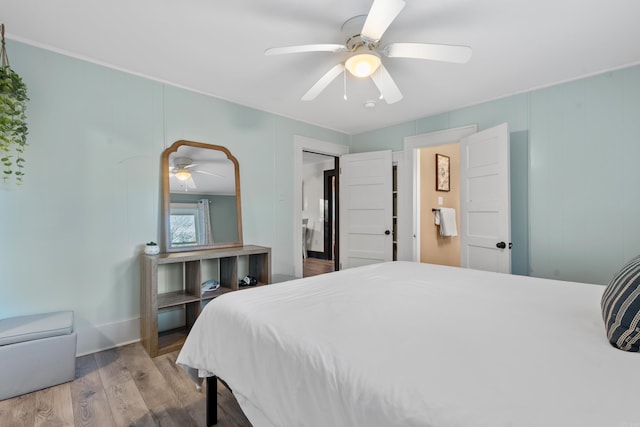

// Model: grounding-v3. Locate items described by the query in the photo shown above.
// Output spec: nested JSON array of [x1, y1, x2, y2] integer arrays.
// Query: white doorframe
[[293, 135, 349, 278], [402, 125, 478, 262]]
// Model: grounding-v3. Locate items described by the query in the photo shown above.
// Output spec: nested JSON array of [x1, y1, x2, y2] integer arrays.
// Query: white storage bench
[[0, 311, 77, 400]]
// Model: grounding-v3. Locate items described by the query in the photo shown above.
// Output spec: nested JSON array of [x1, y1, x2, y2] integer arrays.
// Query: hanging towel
[[435, 208, 458, 237]]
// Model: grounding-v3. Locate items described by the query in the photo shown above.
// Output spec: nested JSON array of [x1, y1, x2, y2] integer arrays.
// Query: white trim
[[402, 125, 478, 262], [414, 152, 421, 261], [293, 136, 349, 278]]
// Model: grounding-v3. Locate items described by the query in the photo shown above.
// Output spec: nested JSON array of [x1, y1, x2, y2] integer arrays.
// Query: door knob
[[385, 230, 391, 235], [496, 241, 506, 249]]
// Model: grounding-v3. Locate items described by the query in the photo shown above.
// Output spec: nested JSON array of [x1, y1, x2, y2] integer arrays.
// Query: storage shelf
[[201, 286, 235, 301], [158, 291, 200, 309], [141, 245, 271, 357], [238, 281, 269, 290], [157, 326, 190, 356]]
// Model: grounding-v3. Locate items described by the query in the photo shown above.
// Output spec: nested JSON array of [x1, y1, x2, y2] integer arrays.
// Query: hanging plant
[[0, 24, 29, 185]]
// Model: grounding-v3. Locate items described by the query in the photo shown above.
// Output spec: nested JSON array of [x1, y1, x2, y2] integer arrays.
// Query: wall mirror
[[162, 140, 242, 252]]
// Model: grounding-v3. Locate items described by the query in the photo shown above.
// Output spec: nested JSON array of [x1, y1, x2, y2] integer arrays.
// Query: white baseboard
[[76, 317, 140, 356]]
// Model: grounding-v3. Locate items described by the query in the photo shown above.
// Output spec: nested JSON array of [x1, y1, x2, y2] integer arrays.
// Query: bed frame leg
[[206, 376, 218, 426]]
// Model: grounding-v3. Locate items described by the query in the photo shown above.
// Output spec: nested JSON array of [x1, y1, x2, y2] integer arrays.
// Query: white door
[[460, 123, 511, 273], [340, 150, 393, 269]]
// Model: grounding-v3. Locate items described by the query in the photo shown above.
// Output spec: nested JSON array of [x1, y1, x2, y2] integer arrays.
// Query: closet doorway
[[302, 151, 338, 277]]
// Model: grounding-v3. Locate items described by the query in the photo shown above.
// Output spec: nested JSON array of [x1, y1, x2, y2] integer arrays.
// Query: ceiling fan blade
[[361, 0, 406, 41], [370, 63, 403, 104], [196, 170, 224, 178], [384, 42, 472, 63], [265, 44, 348, 55], [302, 64, 346, 101]]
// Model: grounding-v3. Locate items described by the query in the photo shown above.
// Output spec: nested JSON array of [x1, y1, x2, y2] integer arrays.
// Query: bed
[[176, 261, 639, 427]]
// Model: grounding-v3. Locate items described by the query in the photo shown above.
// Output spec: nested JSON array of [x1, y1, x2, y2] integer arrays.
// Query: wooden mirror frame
[[161, 140, 243, 252]]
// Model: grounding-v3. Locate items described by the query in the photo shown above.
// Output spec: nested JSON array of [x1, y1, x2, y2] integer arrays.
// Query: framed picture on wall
[[436, 153, 450, 192]]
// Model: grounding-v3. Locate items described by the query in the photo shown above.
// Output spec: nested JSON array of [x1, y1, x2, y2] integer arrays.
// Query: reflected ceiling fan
[[169, 157, 223, 188], [265, 0, 471, 104]]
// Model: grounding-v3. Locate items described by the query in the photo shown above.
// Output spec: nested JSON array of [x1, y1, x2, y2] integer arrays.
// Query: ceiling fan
[[169, 157, 223, 188], [265, 0, 471, 104]]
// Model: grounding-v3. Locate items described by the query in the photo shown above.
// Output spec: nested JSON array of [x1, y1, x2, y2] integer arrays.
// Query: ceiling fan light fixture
[[174, 169, 192, 181], [345, 53, 381, 78]]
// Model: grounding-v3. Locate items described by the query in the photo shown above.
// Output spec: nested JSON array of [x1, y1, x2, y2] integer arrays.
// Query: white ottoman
[[0, 311, 77, 400]]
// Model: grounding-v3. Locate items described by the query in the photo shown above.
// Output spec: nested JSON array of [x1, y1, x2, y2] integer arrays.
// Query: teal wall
[[0, 41, 348, 354], [352, 65, 640, 285]]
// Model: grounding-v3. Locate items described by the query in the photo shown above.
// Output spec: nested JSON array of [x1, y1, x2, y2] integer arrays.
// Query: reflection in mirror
[[162, 140, 242, 252]]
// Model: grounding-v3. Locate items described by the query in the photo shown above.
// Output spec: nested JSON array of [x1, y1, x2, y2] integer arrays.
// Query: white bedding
[[177, 261, 639, 427]]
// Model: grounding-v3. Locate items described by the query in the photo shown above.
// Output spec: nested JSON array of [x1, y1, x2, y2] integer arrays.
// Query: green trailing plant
[[0, 24, 29, 185]]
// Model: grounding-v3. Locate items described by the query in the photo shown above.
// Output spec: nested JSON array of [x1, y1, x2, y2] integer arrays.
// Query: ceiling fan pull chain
[[343, 69, 348, 101]]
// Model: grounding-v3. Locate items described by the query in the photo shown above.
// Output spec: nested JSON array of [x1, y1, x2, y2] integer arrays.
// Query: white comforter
[[177, 261, 639, 427]]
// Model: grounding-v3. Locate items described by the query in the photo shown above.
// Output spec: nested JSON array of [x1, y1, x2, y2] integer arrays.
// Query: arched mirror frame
[[161, 140, 243, 252]]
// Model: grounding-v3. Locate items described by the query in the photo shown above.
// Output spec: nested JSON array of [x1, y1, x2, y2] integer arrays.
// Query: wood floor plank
[[119, 344, 197, 427], [118, 344, 179, 408], [153, 352, 206, 427], [104, 379, 154, 427], [71, 354, 116, 427], [94, 348, 133, 390], [155, 351, 251, 427], [153, 352, 202, 405], [34, 383, 75, 427], [0, 392, 36, 427], [213, 380, 252, 427], [303, 257, 334, 277]]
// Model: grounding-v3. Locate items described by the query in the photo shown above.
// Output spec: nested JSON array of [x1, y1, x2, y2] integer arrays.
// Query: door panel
[[340, 150, 393, 269], [460, 123, 511, 273], [467, 245, 503, 271]]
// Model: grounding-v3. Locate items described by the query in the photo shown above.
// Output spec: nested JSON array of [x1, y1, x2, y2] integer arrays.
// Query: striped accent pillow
[[601, 255, 640, 351]]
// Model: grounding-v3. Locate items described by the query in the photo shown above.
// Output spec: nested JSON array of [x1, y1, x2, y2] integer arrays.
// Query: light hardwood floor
[[0, 343, 252, 427], [303, 257, 335, 277]]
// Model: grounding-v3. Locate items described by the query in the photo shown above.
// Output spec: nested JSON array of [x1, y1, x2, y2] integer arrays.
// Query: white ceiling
[[3, 0, 640, 134], [169, 144, 236, 195]]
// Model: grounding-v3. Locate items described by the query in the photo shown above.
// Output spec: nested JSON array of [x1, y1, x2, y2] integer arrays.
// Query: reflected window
[[170, 204, 200, 246]]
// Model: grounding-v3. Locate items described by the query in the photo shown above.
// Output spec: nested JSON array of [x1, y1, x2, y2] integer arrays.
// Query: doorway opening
[[302, 150, 339, 277], [293, 136, 349, 278], [416, 143, 461, 267], [403, 125, 477, 263]]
